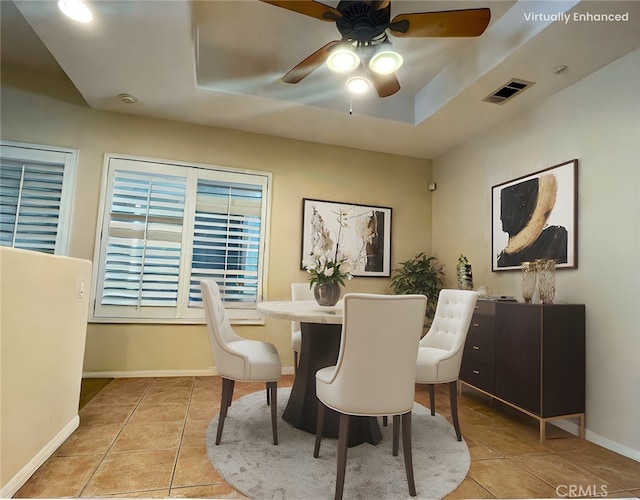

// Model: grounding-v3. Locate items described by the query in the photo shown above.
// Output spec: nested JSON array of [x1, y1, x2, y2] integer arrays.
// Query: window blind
[[100, 170, 187, 309], [0, 141, 76, 255], [189, 179, 263, 307]]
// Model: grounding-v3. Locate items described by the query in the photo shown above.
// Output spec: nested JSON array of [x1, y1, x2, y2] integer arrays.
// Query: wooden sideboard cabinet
[[460, 300, 585, 440]]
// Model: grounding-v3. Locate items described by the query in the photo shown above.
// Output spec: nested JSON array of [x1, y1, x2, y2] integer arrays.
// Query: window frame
[[0, 140, 78, 255], [89, 153, 272, 325]]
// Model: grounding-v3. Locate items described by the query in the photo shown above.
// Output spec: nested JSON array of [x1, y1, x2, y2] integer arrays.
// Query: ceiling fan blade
[[369, 71, 400, 98], [389, 8, 491, 38], [282, 41, 340, 84], [373, 0, 390, 9], [260, 0, 341, 22], [359, 0, 390, 9]]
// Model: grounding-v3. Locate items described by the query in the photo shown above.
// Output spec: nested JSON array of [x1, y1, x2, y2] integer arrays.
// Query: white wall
[[0, 67, 433, 374], [0, 248, 92, 497], [432, 49, 640, 459]]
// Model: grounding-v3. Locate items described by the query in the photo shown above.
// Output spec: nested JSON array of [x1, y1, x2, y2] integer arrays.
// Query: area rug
[[206, 388, 470, 499]]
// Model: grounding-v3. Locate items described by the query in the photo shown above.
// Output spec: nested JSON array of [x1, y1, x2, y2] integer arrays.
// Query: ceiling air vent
[[482, 79, 535, 105]]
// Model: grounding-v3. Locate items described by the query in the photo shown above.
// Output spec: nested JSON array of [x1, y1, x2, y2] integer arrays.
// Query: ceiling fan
[[260, 0, 491, 98]]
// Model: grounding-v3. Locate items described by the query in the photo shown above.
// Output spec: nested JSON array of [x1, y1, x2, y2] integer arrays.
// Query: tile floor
[[15, 375, 640, 499]]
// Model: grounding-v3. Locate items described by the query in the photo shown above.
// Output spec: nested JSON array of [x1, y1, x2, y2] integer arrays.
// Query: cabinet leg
[[539, 419, 546, 442], [579, 414, 585, 439]]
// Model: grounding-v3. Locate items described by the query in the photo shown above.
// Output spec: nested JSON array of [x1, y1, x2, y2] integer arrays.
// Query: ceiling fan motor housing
[[336, 2, 390, 44]]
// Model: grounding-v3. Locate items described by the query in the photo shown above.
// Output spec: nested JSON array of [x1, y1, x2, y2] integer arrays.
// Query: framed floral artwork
[[301, 198, 392, 277], [491, 159, 578, 271]]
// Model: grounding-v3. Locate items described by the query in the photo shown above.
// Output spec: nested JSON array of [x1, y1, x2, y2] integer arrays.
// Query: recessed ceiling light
[[552, 65, 568, 75], [118, 93, 138, 104], [58, 0, 93, 23]]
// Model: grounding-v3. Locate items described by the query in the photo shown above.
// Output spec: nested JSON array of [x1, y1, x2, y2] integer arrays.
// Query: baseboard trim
[[83, 368, 217, 378], [552, 419, 640, 462], [83, 366, 296, 378], [1, 416, 79, 498], [586, 430, 640, 462], [590, 434, 640, 462], [461, 385, 639, 463]]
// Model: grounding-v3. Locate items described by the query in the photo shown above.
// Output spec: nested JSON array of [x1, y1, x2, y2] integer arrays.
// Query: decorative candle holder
[[536, 259, 557, 304], [521, 261, 537, 303]]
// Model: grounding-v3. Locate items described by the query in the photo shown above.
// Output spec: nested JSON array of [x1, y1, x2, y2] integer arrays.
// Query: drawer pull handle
[[473, 370, 480, 374], [473, 345, 480, 350], [473, 323, 480, 327]]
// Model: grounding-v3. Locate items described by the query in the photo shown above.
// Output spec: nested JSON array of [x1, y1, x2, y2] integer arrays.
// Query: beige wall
[[0, 68, 433, 374], [0, 248, 92, 496], [431, 49, 640, 459]]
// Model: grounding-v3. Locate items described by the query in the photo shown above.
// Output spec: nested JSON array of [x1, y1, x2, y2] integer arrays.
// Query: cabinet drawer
[[474, 300, 496, 317], [470, 302, 495, 333], [461, 359, 495, 393], [464, 328, 495, 365]]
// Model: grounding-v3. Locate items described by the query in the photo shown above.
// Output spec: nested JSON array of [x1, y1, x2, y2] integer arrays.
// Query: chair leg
[[313, 401, 326, 458], [402, 411, 417, 497], [293, 350, 299, 376], [392, 414, 400, 456], [266, 386, 270, 406], [216, 378, 235, 445], [383, 415, 388, 427], [335, 413, 350, 500], [429, 384, 436, 416], [449, 380, 462, 441], [267, 381, 278, 445]]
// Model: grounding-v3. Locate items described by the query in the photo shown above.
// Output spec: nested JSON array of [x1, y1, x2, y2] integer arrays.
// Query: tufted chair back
[[419, 289, 479, 380], [416, 288, 478, 442]]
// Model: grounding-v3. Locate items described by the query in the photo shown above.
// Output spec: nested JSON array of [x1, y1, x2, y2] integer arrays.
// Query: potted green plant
[[389, 252, 445, 328]]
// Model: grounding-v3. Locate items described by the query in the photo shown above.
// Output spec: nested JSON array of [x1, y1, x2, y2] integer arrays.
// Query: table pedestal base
[[282, 322, 382, 447]]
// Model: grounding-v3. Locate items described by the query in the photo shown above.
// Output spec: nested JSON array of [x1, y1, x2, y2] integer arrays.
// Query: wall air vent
[[482, 79, 535, 105]]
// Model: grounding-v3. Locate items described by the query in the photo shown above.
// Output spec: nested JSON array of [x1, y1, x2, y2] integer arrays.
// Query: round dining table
[[257, 300, 382, 447]]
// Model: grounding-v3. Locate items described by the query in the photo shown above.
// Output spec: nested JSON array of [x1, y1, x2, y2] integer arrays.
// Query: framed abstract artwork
[[491, 159, 578, 271], [301, 198, 392, 277]]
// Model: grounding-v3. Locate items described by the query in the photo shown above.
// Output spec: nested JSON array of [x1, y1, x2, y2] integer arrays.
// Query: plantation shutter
[[97, 165, 187, 317], [189, 176, 264, 308], [0, 142, 76, 255], [92, 155, 270, 323]]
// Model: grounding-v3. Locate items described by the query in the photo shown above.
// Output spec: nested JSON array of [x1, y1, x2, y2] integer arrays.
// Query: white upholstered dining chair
[[290, 282, 315, 375], [314, 293, 427, 499], [415, 289, 478, 441], [201, 279, 282, 445]]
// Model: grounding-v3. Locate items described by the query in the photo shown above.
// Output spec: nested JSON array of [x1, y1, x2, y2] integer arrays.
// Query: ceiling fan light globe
[[58, 0, 93, 23], [369, 50, 403, 75], [327, 49, 360, 73], [346, 76, 371, 94]]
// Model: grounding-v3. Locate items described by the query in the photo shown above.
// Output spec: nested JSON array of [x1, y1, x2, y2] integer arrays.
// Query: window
[[0, 141, 78, 255], [91, 155, 271, 324]]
